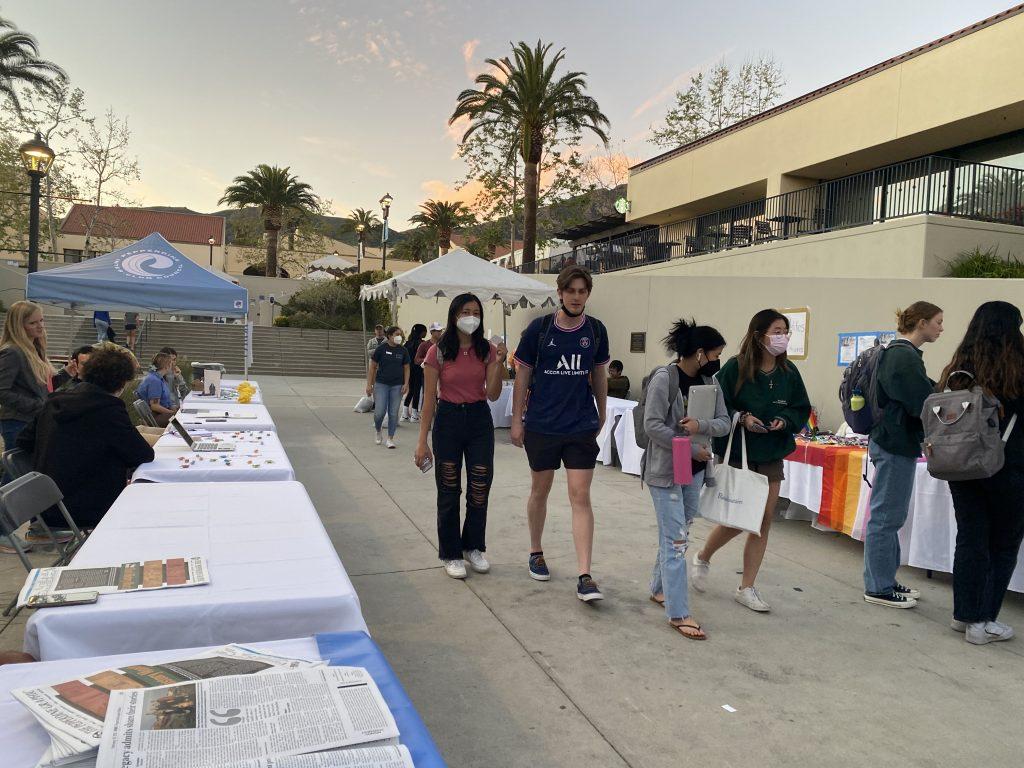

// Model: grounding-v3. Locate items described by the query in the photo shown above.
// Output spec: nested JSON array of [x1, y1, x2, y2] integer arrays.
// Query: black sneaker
[[864, 590, 917, 609], [528, 553, 550, 582], [577, 575, 604, 603], [893, 582, 921, 599]]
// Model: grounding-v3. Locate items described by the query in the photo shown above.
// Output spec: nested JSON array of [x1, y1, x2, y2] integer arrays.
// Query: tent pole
[[243, 312, 250, 379], [360, 298, 368, 376], [502, 302, 507, 342]]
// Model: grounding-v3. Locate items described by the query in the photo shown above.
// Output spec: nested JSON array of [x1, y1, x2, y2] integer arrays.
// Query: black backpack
[[838, 343, 887, 434], [530, 314, 605, 371]]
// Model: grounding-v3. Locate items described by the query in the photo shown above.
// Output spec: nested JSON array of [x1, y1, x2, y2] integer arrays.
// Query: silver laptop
[[170, 418, 234, 452]]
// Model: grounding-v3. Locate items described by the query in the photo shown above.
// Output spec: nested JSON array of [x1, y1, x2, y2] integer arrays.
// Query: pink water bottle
[[672, 437, 693, 485]]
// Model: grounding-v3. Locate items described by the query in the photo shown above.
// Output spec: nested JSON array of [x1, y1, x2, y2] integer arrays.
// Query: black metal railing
[[517, 155, 1024, 274]]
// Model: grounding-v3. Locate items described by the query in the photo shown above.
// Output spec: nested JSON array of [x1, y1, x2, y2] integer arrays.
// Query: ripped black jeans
[[432, 400, 494, 560]]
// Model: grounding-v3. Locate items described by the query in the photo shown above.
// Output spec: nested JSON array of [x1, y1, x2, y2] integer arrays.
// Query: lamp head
[[379, 193, 393, 215], [19, 132, 55, 177], [208, 237, 215, 246]]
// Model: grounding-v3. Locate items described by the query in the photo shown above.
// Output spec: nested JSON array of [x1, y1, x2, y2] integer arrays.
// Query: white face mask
[[456, 316, 481, 334], [392, 335, 403, 345]]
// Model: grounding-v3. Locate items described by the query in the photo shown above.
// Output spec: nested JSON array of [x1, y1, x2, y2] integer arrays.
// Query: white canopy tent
[[303, 268, 339, 282], [358, 248, 558, 368], [309, 254, 355, 271]]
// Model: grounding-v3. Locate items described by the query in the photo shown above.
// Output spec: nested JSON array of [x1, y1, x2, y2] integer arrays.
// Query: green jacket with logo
[[869, 339, 933, 458], [712, 356, 812, 464]]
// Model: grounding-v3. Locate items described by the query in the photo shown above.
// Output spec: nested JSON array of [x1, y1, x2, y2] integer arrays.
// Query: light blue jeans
[[649, 470, 704, 619], [864, 441, 917, 595], [373, 383, 402, 437], [94, 320, 110, 343]]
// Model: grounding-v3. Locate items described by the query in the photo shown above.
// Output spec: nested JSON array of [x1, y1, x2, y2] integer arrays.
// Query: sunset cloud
[[418, 178, 482, 209], [631, 49, 733, 119], [461, 39, 479, 80]]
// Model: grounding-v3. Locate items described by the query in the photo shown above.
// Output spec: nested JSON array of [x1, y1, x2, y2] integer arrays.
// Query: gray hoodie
[[641, 363, 731, 488]]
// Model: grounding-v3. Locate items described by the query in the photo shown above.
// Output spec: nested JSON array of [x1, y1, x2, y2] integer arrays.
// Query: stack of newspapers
[[13, 645, 415, 768]]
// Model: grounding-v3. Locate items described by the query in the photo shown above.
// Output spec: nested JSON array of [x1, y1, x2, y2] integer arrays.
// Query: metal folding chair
[[133, 398, 160, 427], [1, 447, 33, 484], [0, 472, 87, 615]]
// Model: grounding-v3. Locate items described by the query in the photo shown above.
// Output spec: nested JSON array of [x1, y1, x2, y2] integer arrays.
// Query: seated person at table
[[156, 346, 189, 407], [137, 352, 177, 427], [17, 347, 155, 530], [607, 360, 630, 399], [51, 345, 94, 392]]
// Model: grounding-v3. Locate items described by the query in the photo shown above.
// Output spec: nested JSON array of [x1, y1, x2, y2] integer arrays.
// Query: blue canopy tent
[[26, 232, 251, 374]]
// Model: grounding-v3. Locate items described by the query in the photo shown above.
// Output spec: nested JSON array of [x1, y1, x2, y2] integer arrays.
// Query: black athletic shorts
[[524, 430, 600, 472]]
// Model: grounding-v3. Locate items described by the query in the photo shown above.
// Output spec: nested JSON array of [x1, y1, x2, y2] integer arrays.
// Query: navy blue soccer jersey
[[514, 313, 610, 435]]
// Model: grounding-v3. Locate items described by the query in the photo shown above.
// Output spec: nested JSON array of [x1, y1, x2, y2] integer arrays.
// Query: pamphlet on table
[[96, 667, 403, 768], [12, 645, 319, 767], [17, 557, 209, 609]]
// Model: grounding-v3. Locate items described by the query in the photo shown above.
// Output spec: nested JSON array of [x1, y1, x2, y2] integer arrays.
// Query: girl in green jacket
[[692, 309, 811, 613]]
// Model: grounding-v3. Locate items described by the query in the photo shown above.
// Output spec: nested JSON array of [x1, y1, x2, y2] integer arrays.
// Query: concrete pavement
[[2, 374, 1022, 767]]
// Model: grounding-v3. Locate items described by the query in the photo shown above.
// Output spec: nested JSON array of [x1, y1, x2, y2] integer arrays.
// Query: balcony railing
[[516, 155, 1024, 274]]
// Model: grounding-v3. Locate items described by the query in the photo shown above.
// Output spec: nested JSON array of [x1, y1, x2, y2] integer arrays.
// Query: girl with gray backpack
[[935, 301, 1024, 645], [641, 320, 731, 640]]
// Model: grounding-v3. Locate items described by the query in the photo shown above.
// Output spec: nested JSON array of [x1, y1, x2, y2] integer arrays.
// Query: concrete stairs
[[38, 315, 367, 377]]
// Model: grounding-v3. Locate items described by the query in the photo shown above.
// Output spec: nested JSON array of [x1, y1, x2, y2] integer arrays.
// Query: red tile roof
[[61, 205, 226, 246], [631, 3, 1024, 173]]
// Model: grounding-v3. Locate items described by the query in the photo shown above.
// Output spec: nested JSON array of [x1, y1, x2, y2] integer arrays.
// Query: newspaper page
[[13, 645, 320, 767], [18, 557, 209, 608], [96, 667, 399, 768], [223, 745, 414, 768]]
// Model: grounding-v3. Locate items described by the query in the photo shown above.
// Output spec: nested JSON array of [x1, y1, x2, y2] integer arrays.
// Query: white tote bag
[[698, 414, 769, 536]]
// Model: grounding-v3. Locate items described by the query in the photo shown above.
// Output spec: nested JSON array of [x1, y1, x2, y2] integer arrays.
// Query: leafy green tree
[[408, 199, 476, 256], [0, 17, 65, 116], [651, 56, 785, 148], [452, 40, 609, 271], [278, 270, 390, 329], [219, 164, 322, 277], [389, 226, 435, 263]]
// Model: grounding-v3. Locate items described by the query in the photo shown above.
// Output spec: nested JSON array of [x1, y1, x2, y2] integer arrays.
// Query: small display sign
[[630, 332, 646, 353]]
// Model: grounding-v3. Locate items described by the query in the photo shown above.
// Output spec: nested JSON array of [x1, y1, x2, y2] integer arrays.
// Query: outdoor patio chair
[[0, 472, 88, 615], [755, 221, 781, 242], [1, 448, 32, 483], [684, 235, 702, 255], [133, 398, 160, 428], [729, 224, 753, 247]]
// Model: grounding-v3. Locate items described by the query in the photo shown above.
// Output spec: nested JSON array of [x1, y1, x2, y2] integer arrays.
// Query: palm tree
[[219, 165, 321, 277], [409, 200, 476, 256], [343, 207, 382, 236], [451, 40, 609, 271], [0, 17, 66, 115]]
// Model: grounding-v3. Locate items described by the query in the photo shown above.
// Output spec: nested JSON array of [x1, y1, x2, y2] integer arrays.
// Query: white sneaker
[[374, 431, 383, 445], [735, 586, 770, 613], [464, 549, 490, 573], [443, 559, 467, 579], [400, 408, 410, 422], [690, 554, 710, 593], [965, 621, 1015, 644], [950, 618, 967, 632], [386, 438, 396, 449], [410, 412, 420, 423]]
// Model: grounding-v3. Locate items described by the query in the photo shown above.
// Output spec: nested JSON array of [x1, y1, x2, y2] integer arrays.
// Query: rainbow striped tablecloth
[[782, 440, 870, 539]]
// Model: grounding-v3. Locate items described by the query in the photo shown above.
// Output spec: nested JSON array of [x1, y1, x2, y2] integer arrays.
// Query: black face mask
[[560, 302, 584, 318], [698, 358, 721, 377]]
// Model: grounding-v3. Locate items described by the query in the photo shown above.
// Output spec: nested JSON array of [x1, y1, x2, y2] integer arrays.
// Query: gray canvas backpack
[[921, 371, 1017, 481]]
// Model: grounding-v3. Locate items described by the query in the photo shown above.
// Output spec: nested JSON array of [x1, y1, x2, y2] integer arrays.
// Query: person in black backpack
[[511, 265, 609, 602], [863, 301, 943, 609], [937, 301, 1024, 645], [643, 320, 730, 640]]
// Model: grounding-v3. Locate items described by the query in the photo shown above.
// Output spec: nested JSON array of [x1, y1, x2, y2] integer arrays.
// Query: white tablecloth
[[597, 397, 639, 465], [24, 482, 367, 660], [176, 402, 276, 432], [490, 382, 514, 428], [184, 378, 263, 405], [613, 408, 645, 476], [781, 455, 1024, 592], [133, 431, 294, 483], [3, 637, 318, 768]]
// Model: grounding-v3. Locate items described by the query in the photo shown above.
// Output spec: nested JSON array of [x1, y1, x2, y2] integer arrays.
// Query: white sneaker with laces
[[400, 407, 410, 422], [386, 438, 396, 449], [985, 620, 1014, 640], [443, 559, 467, 579], [690, 554, 710, 593], [464, 549, 490, 573], [735, 586, 770, 612], [374, 431, 383, 446], [410, 411, 420, 423]]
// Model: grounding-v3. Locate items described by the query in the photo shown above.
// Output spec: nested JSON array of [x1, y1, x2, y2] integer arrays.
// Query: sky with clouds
[[4, 0, 1013, 223]]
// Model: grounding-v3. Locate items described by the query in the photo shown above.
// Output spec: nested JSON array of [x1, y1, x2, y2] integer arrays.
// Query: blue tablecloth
[[316, 631, 447, 767]]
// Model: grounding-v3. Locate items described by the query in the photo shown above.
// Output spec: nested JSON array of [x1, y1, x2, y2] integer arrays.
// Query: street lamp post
[[355, 223, 366, 273], [19, 132, 55, 274], [379, 193, 393, 271], [208, 237, 215, 267]]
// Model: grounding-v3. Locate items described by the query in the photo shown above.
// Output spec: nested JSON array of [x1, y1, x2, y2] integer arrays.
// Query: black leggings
[[432, 401, 494, 560], [404, 365, 424, 409]]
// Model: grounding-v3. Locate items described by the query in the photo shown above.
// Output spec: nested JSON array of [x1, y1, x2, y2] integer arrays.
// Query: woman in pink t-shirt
[[416, 293, 508, 580]]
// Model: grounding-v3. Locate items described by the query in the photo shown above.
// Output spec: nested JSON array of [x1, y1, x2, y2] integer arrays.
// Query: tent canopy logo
[[115, 250, 183, 280]]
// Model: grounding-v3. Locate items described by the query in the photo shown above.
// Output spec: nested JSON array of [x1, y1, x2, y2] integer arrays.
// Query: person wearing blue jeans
[[93, 310, 111, 344], [366, 326, 409, 449], [864, 301, 943, 608], [641, 319, 731, 639]]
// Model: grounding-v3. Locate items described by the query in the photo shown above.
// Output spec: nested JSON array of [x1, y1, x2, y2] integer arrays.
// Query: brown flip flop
[[670, 619, 706, 641], [649, 595, 665, 606]]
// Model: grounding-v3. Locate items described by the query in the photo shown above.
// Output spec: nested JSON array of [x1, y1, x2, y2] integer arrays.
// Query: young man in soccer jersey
[[511, 265, 609, 602]]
